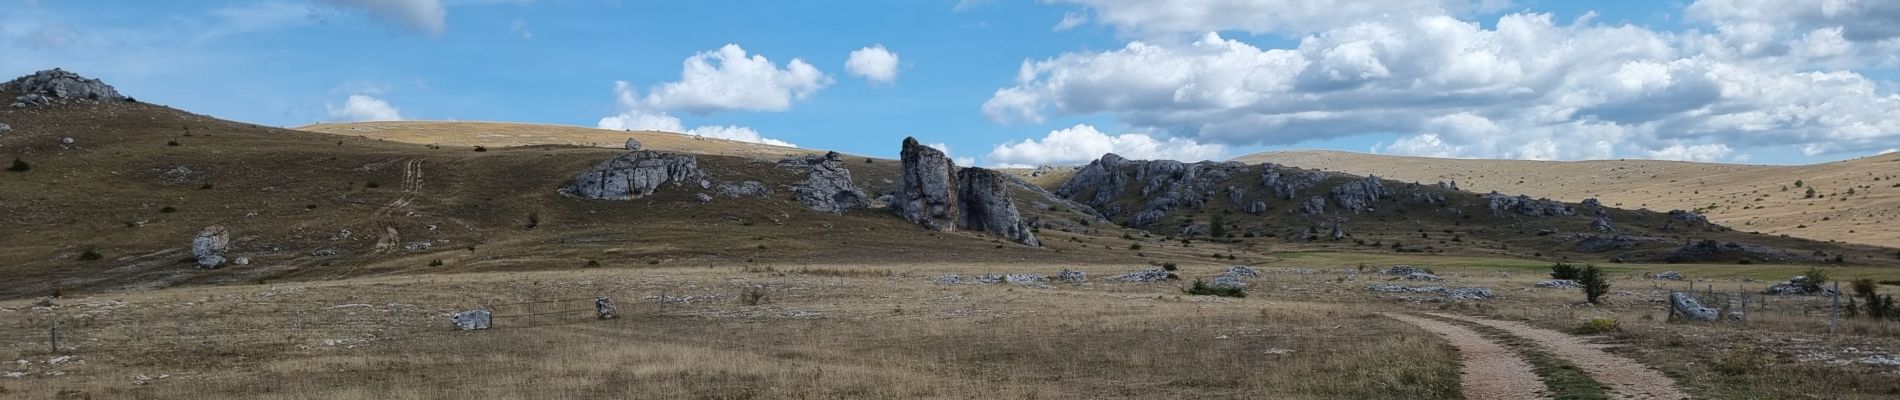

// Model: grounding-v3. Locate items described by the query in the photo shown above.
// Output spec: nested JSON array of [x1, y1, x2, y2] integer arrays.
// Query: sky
[[5, 0, 1900, 167]]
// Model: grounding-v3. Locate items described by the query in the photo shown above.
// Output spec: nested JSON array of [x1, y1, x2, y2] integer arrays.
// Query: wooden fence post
[[1830, 281, 1841, 335]]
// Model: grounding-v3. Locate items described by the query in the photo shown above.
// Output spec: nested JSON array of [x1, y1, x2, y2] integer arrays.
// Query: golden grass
[[1239, 149, 1900, 247], [295, 121, 829, 159]]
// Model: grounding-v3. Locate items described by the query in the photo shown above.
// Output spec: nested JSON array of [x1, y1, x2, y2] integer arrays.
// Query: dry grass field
[[10, 93, 1900, 399], [1238, 150, 1900, 248]]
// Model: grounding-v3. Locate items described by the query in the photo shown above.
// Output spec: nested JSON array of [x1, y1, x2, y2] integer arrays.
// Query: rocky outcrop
[[623, 138, 642, 150], [784, 151, 870, 213], [894, 137, 959, 230], [1590, 212, 1617, 233], [1056, 153, 1131, 208], [1667, 210, 1709, 225], [1329, 176, 1388, 213], [1663, 240, 1821, 264], [1262, 167, 1327, 200], [956, 167, 1040, 246], [451, 309, 492, 330], [4, 69, 126, 108], [191, 226, 230, 269], [1480, 192, 1575, 217], [1055, 153, 1245, 227], [1243, 201, 1268, 214], [1300, 196, 1326, 215], [562, 150, 709, 200]]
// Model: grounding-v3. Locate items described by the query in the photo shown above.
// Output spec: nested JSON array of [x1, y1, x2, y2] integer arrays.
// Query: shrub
[[1129, 243, 1143, 250], [1549, 263, 1582, 280], [1160, 262, 1178, 271], [584, 259, 601, 268], [1578, 264, 1611, 304], [6, 158, 29, 172], [1801, 266, 1830, 292], [429, 259, 444, 267], [167, 139, 180, 146], [473, 146, 488, 152], [739, 285, 771, 305], [526, 211, 541, 229], [1577, 317, 1620, 334], [1712, 346, 1768, 375], [366, 181, 380, 188], [78, 249, 103, 261], [1183, 280, 1246, 298], [159, 206, 178, 213]]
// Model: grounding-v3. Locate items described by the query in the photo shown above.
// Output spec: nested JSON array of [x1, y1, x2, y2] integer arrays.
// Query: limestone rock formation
[[451, 309, 492, 330], [1243, 201, 1268, 214], [785, 151, 870, 213], [624, 138, 642, 150], [1662, 240, 1820, 263], [1329, 176, 1387, 213], [1480, 192, 1576, 216], [561, 150, 709, 200], [1262, 167, 1327, 200], [956, 167, 1040, 246], [1300, 196, 1326, 215], [894, 137, 959, 230], [1591, 212, 1617, 233], [1670, 292, 1718, 321], [1056, 269, 1087, 283], [191, 226, 230, 269], [1574, 235, 1636, 253], [3, 69, 126, 108]]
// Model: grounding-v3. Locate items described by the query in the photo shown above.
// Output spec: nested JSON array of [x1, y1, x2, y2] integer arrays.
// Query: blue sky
[[5, 0, 1899, 166]]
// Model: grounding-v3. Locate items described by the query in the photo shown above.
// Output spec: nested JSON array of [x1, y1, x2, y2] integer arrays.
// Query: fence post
[[1830, 281, 1841, 335]]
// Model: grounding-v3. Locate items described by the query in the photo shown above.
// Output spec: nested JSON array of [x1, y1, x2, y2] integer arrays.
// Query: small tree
[[1550, 262, 1582, 280], [1209, 214, 1229, 238], [1802, 266, 1831, 293], [6, 158, 29, 172], [1578, 264, 1611, 304], [1805, 187, 1817, 199], [1853, 278, 1895, 319]]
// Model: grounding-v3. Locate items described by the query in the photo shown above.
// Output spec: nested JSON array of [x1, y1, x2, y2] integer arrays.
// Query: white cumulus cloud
[[985, 124, 1226, 167], [321, 0, 447, 35], [638, 44, 831, 114], [1049, 0, 1511, 36], [845, 45, 901, 84], [985, 12, 1900, 162], [327, 94, 404, 122]]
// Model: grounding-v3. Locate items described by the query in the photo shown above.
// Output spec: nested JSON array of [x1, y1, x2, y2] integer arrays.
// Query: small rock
[[451, 309, 492, 330], [1535, 279, 1583, 289], [231, 257, 251, 266], [1671, 292, 1718, 321], [623, 138, 642, 150], [1117, 268, 1175, 283], [696, 193, 714, 204], [1653, 271, 1684, 280], [191, 226, 231, 269], [1056, 268, 1087, 283]]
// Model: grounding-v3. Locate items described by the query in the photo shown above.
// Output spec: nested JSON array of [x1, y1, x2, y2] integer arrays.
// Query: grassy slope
[[0, 101, 1135, 299], [1236, 150, 1900, 248]]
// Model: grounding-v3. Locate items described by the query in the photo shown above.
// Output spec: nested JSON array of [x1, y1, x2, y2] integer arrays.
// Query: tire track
[[373, 158, 423, 253], [1383, 313, 1551, 400], [1428, 313, 1690, 400]]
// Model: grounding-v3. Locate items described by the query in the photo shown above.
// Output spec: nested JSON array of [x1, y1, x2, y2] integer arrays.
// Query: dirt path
[[372, 158, 424, 253], [1382, 313, 1550, 400], [1429, 313, 1690, 400]]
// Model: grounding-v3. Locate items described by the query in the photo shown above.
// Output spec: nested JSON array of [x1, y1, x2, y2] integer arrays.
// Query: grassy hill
[[1236, 150, 1900, 248], [0, 100, 1140, 299]]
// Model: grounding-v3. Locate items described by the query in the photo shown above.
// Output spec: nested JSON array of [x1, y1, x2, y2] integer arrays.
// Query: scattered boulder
[[231, 257, 251, 266], [1243, 201, 1268, 214], [1764, 275, 1832, 296], [1207, 275, 1249, 289], [1300, 196, 1326, 215], [1382, 265, 1431, 276], [1330, 222, 1347, 240], [1670, 292, 1718, 321], [785, 152, 870, 213], [402, 242, 432, 251], [0, 122, 9, 134], [956, 167, 1040, 246], [623, 138, 642, 150], [1221, 265, 1260, 278], [1581, 198, 1603, 208], [191, 226, 230, 269], [1535, 279, 1583, 289], [696, 193, 714, 204], [1667, 210, 1710, 225], [451, 309, 492, 330], [1004, 274, 1050, 286], [894, 137, 959, 230], [561, 150, 709, 200], [1442, 287, 1494, 300], [1654, 271, 1684, 280], [1117, 268, 1176, 283], [715, 181, 772, 198], [1180, 223, 1210, 237], [1403, 272, 1443, 281], [1056, 268, 1086, 283], [1366, 284, 1492, 300], [2, 69, 127, 108]]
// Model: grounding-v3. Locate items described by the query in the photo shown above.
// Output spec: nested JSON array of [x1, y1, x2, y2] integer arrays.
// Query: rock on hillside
[[893, 137, 960, 230], [4, 69, 127, 108], [783, 151, 870, 213], [957, 167, 1040, 246], [562, 150, 710, 200]]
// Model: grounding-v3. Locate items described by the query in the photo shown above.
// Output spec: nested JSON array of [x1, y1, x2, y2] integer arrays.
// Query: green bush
[[1549, 263, 1582, 280], [78, 249, 103, 261], [6, 158, 29, 172], [1160, 262, 1178, 271], [1578, 264, 1611, 304], [1802, 266, 1830, 292], [1183, 280, 1246, 298], [1577, 317, 1619, 334]]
